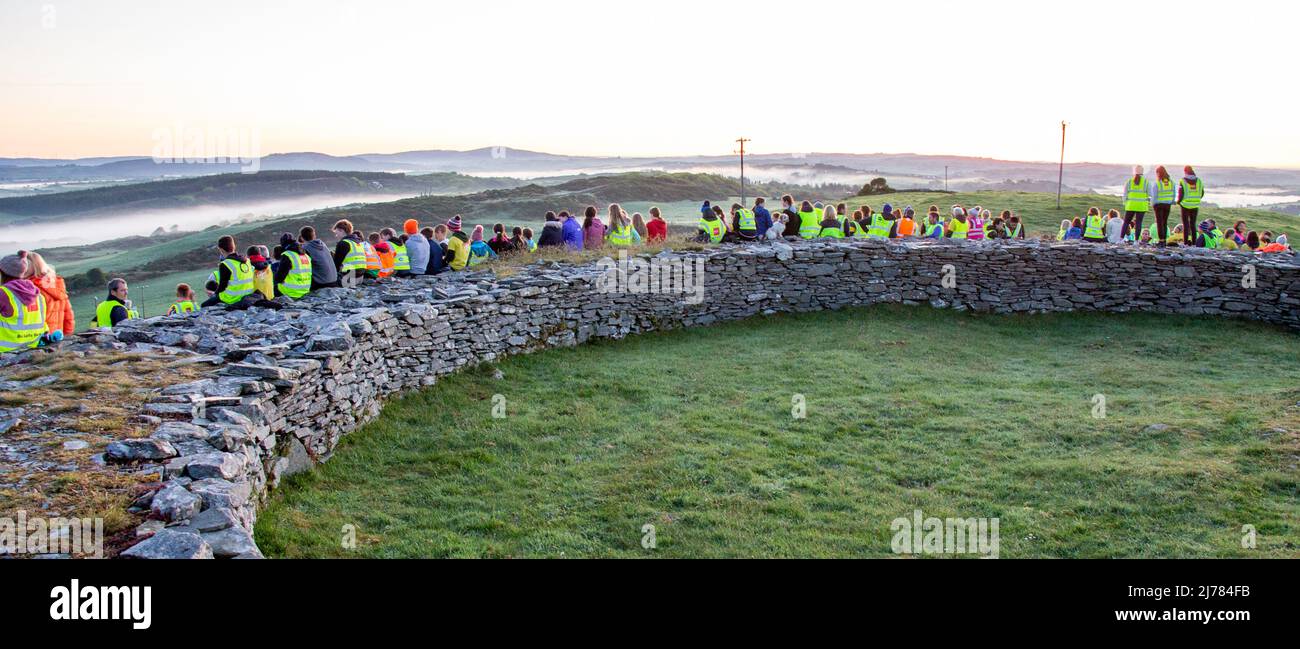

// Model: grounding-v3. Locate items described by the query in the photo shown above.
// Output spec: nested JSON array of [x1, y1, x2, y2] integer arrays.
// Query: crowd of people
[[0, 173, 1294, 353], [1054, 165, 1291, 252], [689, 196, 1030, 243]]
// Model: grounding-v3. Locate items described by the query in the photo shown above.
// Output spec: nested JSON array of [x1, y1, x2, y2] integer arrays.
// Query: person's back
[[1105, 215, 1124, 243], [447, 231, 471, 270], [539, 219, 565, 248], [584, 217, 605, 249], [302, 238, 338, 288], [404, 232, 429, 276], [562, 216, 584, 250], [29, 270, 73, 337]]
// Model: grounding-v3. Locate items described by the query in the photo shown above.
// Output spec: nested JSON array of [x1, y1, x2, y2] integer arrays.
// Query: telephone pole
[[944, 165, 948, 192], [1057, 121, 1067, 210], [735, 137, 751, 205]]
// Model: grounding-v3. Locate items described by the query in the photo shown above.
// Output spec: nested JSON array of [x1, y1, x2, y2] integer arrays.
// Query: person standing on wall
[[1177, 166, 1205, 246], [1150, 166, 1176, 247], [1122, 165, 1152, 244]]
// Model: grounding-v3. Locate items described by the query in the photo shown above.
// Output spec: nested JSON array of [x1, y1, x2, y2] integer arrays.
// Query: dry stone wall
[[85, 238, 1298, 558]]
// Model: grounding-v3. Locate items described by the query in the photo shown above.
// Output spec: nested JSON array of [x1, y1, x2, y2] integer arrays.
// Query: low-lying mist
[[2, 193, 414, 251]]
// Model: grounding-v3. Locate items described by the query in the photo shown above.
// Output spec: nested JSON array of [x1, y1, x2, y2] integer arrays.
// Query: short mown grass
[[254, 306, 1300, 558]]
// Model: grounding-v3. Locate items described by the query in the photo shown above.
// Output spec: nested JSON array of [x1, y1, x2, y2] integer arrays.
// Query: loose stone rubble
[[13, 238, 1300, 558]]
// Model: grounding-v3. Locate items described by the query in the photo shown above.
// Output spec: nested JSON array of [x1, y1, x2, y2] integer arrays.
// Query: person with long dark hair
[[1151, 165, 1175, 247]]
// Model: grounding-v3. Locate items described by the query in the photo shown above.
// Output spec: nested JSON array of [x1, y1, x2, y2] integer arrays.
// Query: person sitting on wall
[[203, 235, 257, 309]]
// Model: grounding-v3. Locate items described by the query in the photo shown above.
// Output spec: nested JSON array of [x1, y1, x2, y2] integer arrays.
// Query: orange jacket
[[32, 274, 75, 336]]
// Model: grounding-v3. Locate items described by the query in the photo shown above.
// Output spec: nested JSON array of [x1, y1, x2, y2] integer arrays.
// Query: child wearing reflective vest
[[167, 283, 198, 315]]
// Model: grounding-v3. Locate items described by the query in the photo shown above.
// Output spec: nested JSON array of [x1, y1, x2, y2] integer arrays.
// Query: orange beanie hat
[[403, 219, 419, 235]]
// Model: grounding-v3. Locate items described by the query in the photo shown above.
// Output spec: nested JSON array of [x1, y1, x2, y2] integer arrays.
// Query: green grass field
[[254, 306, 1300, 558]]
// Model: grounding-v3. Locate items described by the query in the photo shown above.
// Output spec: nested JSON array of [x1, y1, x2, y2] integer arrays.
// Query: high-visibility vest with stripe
[[699, 218, 725, 243], [950, 219, 969, 239], [608, 224, 633, 246], [797, 211, 820, 239], [967, 217, 986, 240], [0, 287, 47, 353], [1007, 222, 1021, 238], [866, 213, 890, 238], [339, 239, 367, 272], [1155, 178, 1175, 203], [1124, 176, 1151, 212], [818, 224, 844, 238], [392, 243, 410, 271], [1084, 212, 1105, 239], [218, 258, 255, 304], [167, 300, 197, 315], [736, 209, 756, 232], [897, 217, 916, 237], [95, 299, 128, 328], [363, 242, 381, 271], [1204, 229, 1222, 249], [278, 251, 313, 298], [924, 220, 943, 238], [1180, 178, 1204, 209]]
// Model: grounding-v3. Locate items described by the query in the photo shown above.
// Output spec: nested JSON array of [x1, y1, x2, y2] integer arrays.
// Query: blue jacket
[[426, 240, 450, 274], [561, 217, 584, 250], [753, 205, 773, 238]]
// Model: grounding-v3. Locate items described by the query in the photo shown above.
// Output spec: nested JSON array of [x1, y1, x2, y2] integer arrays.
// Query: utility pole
[[944, 165, 948, 192], [735, 137, 750, 205], [1057, 121, 1067, 210]]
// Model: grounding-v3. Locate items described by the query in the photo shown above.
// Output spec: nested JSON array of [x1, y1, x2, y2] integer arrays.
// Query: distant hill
[[0, 170, 523, 223], [7, 147, 1300, 200]]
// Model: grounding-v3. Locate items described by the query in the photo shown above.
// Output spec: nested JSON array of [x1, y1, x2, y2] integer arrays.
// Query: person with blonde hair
[[606, 203, 637, 247], [646, 206, 668, 241], [23, 252, 74, 338]]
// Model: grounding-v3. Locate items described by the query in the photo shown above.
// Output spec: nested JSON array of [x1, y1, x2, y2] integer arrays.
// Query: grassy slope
[[254, 306, 1300, 558]]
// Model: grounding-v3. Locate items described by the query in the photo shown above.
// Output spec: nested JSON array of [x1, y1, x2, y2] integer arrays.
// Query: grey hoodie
[[302, 238, 338, 285]]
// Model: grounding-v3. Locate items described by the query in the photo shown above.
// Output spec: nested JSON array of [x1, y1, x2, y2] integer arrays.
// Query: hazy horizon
[[3, 0, 1297, 168]]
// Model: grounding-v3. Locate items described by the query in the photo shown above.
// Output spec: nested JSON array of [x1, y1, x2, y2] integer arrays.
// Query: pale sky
[[2, 0, 1297, 167]]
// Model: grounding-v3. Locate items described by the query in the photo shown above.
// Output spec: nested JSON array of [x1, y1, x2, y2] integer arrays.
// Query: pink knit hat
[[447, 215, 462, 231], [471, 225, 484, 242]]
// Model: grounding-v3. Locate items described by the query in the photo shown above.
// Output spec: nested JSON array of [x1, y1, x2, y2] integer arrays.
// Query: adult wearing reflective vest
[[1177, 166, 1205, 246], [733, 205, 757, 241], [797, 201, 820, 239], [866, 204, 893, 239], [698, 212, 726, 243], [275, 242, 313, 299], [896, 207, 917, 237], [1122, 165, 1152, 245], [1149, 165, 1176, 247], [0, 252, 48, 353], [201, 235, 255, 308], [1082, 207, 1106, 242], [93, 278, 133, 327]]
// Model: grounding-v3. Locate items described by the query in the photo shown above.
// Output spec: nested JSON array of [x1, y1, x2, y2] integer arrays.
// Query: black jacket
[[537, 221, 565, 248]]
